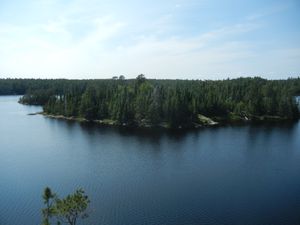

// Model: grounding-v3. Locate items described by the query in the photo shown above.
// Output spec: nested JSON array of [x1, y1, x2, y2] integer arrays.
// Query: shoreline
[[41, 113, 209, 129], [29, 111, 298, 129]]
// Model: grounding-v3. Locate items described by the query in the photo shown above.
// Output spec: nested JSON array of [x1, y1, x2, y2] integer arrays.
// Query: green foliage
[[1, 77, 300, 128], [42, 187, 56, 225], [41, 187, 90, 225]]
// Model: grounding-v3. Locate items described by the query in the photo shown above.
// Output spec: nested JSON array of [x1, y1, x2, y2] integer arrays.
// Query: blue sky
[[0, 0, 299, 79]]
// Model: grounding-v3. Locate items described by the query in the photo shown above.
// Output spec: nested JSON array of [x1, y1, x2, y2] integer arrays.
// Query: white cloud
[[0, 0, 299, 79], [0, 13, 126, 78], [0, 18, 281, 79], [42, 19, 68, 34]]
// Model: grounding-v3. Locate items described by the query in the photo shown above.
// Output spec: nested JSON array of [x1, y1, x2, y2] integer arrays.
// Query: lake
[[1, 96, 300, 225]]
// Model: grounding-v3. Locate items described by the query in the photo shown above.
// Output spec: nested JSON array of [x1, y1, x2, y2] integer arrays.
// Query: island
[[1, 75, 300, 128]]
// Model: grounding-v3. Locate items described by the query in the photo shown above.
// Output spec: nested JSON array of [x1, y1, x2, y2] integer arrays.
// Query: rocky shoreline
[[27, 111, 296, 129]]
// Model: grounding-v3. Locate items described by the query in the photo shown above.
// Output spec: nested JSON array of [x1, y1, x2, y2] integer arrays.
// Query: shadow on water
[[79, 122, 198, 139], [76, 122, 201, 148], [44, 117, 300, 153], [245, 121, 298, 148]]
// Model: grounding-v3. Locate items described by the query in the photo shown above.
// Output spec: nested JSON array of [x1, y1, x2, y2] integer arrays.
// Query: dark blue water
[[1, 96, 300, 225]]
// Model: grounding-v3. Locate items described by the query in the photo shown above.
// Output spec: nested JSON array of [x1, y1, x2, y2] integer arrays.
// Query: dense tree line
[[1, 76, 300, 127]]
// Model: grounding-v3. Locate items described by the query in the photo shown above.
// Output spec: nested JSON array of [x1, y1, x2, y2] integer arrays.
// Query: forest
[[1, 76, 300, 128]]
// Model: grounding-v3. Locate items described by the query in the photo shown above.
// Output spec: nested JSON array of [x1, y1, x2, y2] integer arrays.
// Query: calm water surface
[[1, 96, 300, 225]]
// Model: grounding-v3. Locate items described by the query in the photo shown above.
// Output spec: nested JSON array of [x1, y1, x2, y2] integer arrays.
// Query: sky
[[0, 0, 299, 80]]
